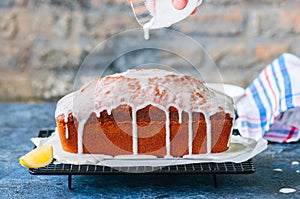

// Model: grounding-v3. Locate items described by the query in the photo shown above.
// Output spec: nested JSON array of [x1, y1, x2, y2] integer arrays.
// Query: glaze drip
[[65, 124, 69, 140], [205, 113, 212, 153], [64, 112, 69, 140], [165, 109, 171, 157], [132, 108, 138, 154], [188, 112, 193, 155]]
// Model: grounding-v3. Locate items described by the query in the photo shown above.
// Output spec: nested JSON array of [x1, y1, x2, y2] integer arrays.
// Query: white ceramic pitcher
[[131, 0, 203, 39]]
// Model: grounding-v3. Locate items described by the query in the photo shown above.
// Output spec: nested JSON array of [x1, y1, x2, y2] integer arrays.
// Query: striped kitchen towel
[[234, 53, 300, 143]]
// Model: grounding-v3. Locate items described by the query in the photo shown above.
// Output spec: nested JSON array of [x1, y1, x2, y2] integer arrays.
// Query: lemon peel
[[19, 145, 53, 169]]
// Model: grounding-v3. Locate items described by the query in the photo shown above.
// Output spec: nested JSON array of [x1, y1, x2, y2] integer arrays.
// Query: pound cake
[[55, 69, 234, 158]]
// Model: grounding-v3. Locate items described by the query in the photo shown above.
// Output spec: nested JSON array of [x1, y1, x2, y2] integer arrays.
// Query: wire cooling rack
[[29, 130, 255, 189]]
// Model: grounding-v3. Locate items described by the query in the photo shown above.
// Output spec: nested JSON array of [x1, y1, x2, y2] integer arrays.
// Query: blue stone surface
[[0, 103, 299, 198]]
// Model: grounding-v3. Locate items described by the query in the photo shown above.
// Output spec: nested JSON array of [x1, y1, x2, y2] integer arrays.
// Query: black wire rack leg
[[68, 175, 73, 190]]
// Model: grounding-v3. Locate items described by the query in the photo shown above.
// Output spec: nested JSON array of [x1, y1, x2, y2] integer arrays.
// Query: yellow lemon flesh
[[19, 145, 53, 169]]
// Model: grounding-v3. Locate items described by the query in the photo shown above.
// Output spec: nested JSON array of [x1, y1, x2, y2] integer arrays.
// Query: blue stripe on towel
[[268, 129, 295, 135], [241, 120, 261, 129], [278, 55, 294, 109], [249, 83, 267, 130], [258, 76, 273, 120]]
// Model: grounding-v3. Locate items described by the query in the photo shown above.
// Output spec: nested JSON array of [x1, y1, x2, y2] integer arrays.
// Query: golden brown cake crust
[[56, 105, 233, 157]]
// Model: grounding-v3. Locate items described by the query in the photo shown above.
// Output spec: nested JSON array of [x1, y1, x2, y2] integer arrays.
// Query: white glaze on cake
[[55, 69, 235, 156], [188, 112, 193, 155], [65, 124, 69, 139], [205, 114, 212, 153], [56, 93, 73, 140], [165, 110, 171, 157], [132, 108, 138, 155]]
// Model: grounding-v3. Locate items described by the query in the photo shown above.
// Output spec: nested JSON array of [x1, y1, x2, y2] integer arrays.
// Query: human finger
[[172, 0, 188, 10]]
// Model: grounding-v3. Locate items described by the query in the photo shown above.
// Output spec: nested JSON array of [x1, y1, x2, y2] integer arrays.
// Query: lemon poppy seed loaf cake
[[55, 69, 234, 158]]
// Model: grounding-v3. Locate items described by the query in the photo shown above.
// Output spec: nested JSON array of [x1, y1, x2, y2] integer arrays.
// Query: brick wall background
[[1, 0, 300, 102]]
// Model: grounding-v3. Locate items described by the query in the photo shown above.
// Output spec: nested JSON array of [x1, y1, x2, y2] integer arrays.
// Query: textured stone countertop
[[0, 103, 299, 198]]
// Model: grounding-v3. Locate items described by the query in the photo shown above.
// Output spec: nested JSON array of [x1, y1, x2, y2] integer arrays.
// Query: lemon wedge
[[19, 145, 53, 169]]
